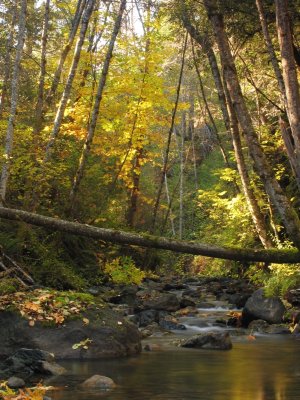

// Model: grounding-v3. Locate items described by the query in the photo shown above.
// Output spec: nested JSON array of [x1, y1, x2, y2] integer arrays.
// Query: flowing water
[[48, 305, 300, 400]]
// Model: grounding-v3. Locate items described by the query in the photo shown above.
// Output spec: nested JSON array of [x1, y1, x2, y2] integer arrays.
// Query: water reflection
[[50, 336, 300, 400]]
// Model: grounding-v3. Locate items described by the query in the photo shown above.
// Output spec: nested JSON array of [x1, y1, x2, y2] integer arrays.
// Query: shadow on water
[[49, 335, 300, 400]]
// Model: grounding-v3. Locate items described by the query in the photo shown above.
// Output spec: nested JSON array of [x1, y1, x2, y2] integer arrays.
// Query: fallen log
[[0, 206, 299, 263]]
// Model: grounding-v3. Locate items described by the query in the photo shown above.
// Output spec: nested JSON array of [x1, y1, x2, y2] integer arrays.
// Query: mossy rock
[[0, 306, 141, 360]]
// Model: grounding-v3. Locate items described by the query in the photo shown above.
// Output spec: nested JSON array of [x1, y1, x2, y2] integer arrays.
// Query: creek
[[48, 304, 300, 400]]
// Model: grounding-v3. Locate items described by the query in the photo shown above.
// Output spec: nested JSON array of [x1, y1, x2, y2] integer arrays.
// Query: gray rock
[[0, 307, 141, 360], [242, 289, 286, 326], [140, 291, 180, 312], [7, 376, 25, 389], [180, 332, 232, 350], [248, 319, 290, 334], [158, 317, 186, 331], [81, 375, 116, 390], [0, 348, 65, 380]]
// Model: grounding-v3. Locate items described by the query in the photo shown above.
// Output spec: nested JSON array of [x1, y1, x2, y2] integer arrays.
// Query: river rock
[[81, 375, 116, 390], [7, 376, 26, 389], [248, 320, 290, 334], [242, 288, 286, 326], [286, 288, 300, 306], [0, 348, 66, 380], [137, 290, 180, 312], [0, 307, 141, 360], [180, 332, 232, 350], [158, 316, 186, 331]]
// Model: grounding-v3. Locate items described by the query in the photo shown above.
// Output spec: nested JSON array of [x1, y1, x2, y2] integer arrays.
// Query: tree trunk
[[256, 0, 286, 102], [126, 147, 143, 227], [204, 0, 300, 249], [46, 0, 86, 105], [0, 0, 27, 204], [223, 73, 273, 248], [256, 0, 300, 190], [275, 0, 300, 169], [191, 41, 230, 167], [0, 4, 17, 118], [69, 0, 127, 206], [34, 0, 50, 134], [151, 32, 188, 233], [179, 113, 185, 239], [0, 206, 299, 263], [44, 0, 96, 162]]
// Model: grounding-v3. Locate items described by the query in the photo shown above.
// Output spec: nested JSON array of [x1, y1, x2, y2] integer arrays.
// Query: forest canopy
[[1, 0, 300, 294]]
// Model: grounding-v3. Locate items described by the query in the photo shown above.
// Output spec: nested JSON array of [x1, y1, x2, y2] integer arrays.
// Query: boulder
[[248, 320, 290, 334], [81, 375, 116, 390], [0, 348, 65, 380], [138, 290, 180, 312], [180, 332, 232, 350], [0, 307, 141, 360], [180, 297, 196, 308], [108, 285, 138, 306], [242, 289, 286, 326], [158, 316, 186, 331], [7, 376, 26, 389]]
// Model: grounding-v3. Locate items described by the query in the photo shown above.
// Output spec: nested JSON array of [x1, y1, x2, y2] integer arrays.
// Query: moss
[[0, 278, 20, 295]]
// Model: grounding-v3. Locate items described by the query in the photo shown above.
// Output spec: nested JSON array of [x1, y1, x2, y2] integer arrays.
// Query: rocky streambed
[[0, 276, 300, 398]]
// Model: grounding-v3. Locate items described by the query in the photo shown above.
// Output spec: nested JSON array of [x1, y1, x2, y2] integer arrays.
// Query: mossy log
[[0, 206, 300, 263]]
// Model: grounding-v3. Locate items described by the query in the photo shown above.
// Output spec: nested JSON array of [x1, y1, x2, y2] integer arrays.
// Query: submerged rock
[[81, 375, 116, 390], [242, 289, 286, 326], [0, 348, 66, 380], [0, 307, 141, 360], [179, 332, 232, 350]]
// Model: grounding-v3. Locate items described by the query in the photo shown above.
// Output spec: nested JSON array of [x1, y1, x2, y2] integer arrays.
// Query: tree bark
[[0, 4, 17, 118], [69, 0, 127, 206], [0, 0, 27, 203], [223, 73, 273, 248], [0, 206, 299, 263], [275, 0, 300, 169], [34, 0, 50, 134], [204, 0, 300, 250], [46, 0, 87, 105], [44, 0, 96, 162], [256, 0, 300, 191]]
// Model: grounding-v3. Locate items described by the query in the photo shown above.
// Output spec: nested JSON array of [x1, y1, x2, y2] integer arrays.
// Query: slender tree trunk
[[204, 0, 300, 249], [0, 4, 17, 118], [223, 74, 273, 248], [44, 0, 95, 162], [46, 0, 86, 105], [180, 7, 231, 134], [279, 117, 300, 190], [275, 0, 300, 168], [0, 0, 27, 204], [126, 148, 143, 227], [179, 113, 186, 239], [74, 0, 110, 103], [34, 0, 50, 133], [150, 32, 188, 233], [163, 168, 176, 236], [69, 0, 127, 206], [1, 206, 300, 263], [256, 0, 300, 191], [256, 0, 286, 101], [191, 41, 230, 167]]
